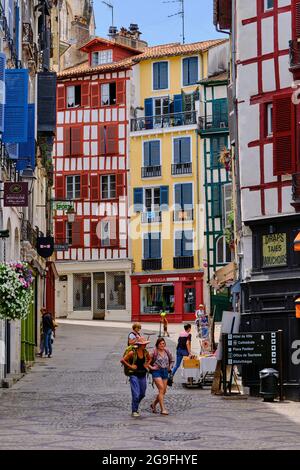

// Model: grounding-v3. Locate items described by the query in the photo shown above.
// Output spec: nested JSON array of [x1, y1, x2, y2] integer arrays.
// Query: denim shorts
[[152, 368, 169, 380]]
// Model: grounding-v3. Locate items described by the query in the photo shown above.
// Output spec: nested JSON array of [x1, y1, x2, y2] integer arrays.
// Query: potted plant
[[0, 262, 34, 320]]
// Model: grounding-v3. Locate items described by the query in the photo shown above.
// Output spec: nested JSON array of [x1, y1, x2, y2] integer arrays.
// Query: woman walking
[[149, 338, 174, 415]]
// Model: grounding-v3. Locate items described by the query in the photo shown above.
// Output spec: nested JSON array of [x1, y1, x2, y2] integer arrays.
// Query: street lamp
[[66, 206, 76, 223], [20, 164, 37, 193]]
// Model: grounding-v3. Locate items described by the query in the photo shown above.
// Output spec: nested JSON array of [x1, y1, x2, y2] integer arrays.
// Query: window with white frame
[[175, 230, 194, 257], [264, 0, 274, 11], [145, 187, 161, 212], [66, 222, 72, 245], [92, 50, 113, 66], [101, 219, 111, 246], [101, 175, 116, 199], [223, 183, 232, 228], [266, 103, 273, 136], [216, 236, 231, 265], [101, 82, 116, 106], [67, 85, 81, 108], [66, 175, 80, 199]]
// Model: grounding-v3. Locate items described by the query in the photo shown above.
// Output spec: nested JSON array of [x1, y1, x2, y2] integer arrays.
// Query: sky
[[93, 0, 227, 46]]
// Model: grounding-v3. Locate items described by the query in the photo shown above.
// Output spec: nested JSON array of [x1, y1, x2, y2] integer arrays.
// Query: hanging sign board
[[53, 201, 73, 211], [4, 182, 28, 207], [37, 236, 54, 258], [262, 233, 287, 267]]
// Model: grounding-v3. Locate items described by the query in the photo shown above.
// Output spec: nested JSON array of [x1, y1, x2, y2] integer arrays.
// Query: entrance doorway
[[93, 273, 105, 320]]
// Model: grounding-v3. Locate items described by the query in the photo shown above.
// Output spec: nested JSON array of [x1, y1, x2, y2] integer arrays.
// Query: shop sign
[[146, 277, 187, 283], [4, 182, 28, 207], [54, 243, 69, 251], [37, 236, 54, 258], [262, 233, 287, 268], [53, 201, 73, 211]]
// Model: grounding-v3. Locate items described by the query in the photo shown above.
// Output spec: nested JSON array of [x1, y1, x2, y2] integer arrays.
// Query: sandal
[[150, 403, 157, 414], [160, 410, 169, 415]]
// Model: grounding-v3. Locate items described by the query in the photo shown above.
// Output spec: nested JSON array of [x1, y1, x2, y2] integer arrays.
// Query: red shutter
[[90, 174, 100, 200], [55, 220, 64, 243], [81, 83, 90, 107], [64, 127, 71, 156], [72, 220, 83, 248], [99, 124, 105, 155], [273, 94, 296, 176], [55, 175, 65, 199], [81, 174, 89, 199], [296, 1, 300, 38], [116, 173, 124, 197], [90, 220, 100, 247], [116, 80, 126, 105], [107, 124, 118, 155], [71, 126, 82, 156], [110, 217, 118, 247], [57, 86, 65, 111], [91, 83, 100, 108]]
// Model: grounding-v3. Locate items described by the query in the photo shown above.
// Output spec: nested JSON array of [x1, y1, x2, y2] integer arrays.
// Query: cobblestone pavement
[[1, 323, 300, 450]]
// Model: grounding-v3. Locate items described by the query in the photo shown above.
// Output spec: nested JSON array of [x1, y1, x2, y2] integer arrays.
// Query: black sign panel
[[37, 236, 54, 258], [224, 332, 279, 366]]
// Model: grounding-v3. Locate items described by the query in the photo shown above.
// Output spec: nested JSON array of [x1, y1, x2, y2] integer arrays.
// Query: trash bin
[[259, 368, 279, 402]]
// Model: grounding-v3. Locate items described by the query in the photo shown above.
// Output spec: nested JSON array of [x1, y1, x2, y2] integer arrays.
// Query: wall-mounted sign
[[54, 243, 69, 252], [262, 233, 287, 268], [53, 201, 73, 211], [37, 237, 54, 258], [4, 182, 28, 207], [224, 332, 279, 366]]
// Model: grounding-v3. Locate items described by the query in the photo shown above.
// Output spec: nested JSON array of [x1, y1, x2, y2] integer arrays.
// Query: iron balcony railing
[[289, 39, 300, 68], [198, 114, 229, 131], [173, 256, 194, 269], [21, 221, 44, 247], [173, 209, 194, 222], [141, 165, 162, 178], [142, 258, 162, 271], [171, 162, 192, 175], [131, 111, 197, 132], [141, 211, 162, 224]]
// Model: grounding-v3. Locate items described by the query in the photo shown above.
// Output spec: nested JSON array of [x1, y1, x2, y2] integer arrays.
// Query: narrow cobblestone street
[[1, 323, 300, 450]]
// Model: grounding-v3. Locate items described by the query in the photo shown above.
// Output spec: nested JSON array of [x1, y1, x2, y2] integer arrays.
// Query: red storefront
[[131, 272, 204, 323]]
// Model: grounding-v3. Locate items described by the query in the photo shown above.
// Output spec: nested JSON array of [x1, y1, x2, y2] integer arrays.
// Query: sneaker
[[131, 411, 140, 417]]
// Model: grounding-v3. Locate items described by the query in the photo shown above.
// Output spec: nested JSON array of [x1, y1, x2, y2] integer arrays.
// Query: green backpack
[[121, 345, 148, 377]]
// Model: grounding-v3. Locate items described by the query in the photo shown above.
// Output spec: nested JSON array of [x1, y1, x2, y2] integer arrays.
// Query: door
[[93, 273, 105, 320], [56, 279, 68, 318]]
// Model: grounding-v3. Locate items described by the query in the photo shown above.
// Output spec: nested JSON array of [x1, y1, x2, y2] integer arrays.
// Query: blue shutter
[[18, 104, 35, 171], [183, 58, 189, 86], [151, 234, 161, 259], [183, 230, 193, 256], [144, 98, 153, 129], [174, 138, 180, 164], [153, 63, 159, 90], [3, 69, 29, 143], [174, 94, 183, 125], [189, 57, 198, 85], [160, 186, 169, 210], [133, 188, 143, 212], [144, 142, 150, 166], [175, 184, 182, 207], [182, 183, 193, 208], [160, 62, 168, 89], [6, 143, 19, 160], [175, 232, 182, 257], [181, 137, 191, 163], [144, 234, 150, 259], [150, 140, 160, 166], [0, 53, 6, 133]]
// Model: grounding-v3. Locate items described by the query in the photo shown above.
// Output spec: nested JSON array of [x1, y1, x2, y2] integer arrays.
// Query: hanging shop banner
[[52, 201, 73, 211], [262, 233, 287, 268], [4, 182, 28, 207], [37, 236, 54, 258]]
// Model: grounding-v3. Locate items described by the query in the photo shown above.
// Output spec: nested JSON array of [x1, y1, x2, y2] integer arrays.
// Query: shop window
[[184, 287, 196, 313], [106, 272, 126, 310], [67, 85, 81, 108], [73, 274, 91, 310], [101, 82, 116, 106], [141, 284, 175, 314]]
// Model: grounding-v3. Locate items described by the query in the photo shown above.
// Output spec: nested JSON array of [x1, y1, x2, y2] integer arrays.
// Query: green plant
[[224, 210, 235, 246]]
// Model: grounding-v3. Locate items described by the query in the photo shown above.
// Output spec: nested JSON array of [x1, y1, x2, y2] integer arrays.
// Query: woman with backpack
[[121, 337, 151, 417], [149, 338, 174, 415], [128, 323, 142, 346]]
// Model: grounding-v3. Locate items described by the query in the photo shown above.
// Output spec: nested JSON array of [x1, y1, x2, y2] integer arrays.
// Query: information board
[[224, 331, 279, 366]]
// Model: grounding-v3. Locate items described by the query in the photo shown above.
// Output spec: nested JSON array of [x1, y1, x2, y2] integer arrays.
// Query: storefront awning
[[294, 232, 300, 252], [210, 262, 237, 291]]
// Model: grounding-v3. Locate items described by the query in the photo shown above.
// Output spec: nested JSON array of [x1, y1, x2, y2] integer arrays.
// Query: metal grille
[[73, 274, 91, 311], [106, 272, 126, 310]]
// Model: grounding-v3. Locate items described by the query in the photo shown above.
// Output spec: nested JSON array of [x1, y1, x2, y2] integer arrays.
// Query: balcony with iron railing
[[173, 209, 194, 222], [171, 162, 192, 175], [142, 258, 162, 271], [141, 211, 162, 224], [289, 39, 300, 72], [131, 111, 197, 132], [173, 256, 194, 269], [141, 165, 162, 178], [21, 220, 44, 248], [198, 114, 229, 133], [292, 172, 300, 211]]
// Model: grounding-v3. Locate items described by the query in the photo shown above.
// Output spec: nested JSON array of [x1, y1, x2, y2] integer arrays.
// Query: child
[[160, 310, 170, 337]]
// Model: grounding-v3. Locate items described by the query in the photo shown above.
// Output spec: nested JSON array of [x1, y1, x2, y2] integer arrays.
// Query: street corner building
[[214, 0, 300, 399]]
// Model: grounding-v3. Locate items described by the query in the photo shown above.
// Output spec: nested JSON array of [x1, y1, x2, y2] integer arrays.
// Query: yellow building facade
[[130, 41, 224, 323]]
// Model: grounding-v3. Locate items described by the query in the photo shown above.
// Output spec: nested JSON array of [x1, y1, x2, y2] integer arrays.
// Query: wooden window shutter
[[296, 1, 300, 38], [273, 94, 296, 176], [37, 72, 57, 133], [81, 174, 89, 199], [99, 124, 105, 155], [64, 127, 71, 156], [91, 220, 100, 247], [90, 174, 100, 200], [72, 220, 83, 248], [55, 220, 64, 243], [81, 83, 90, 107], [107, 124, 118, 155], [91, 83, 100, 108], [116, 173, 124, 197], [55, 175, 65, 199], [57, 85, 65, 111], [116, 80, 126, 105], [71, 126, 82, 156], [3, 69, 29, 143]]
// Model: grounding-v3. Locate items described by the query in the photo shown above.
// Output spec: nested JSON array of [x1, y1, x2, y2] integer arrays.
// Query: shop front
[[131, 272, 204, 323]]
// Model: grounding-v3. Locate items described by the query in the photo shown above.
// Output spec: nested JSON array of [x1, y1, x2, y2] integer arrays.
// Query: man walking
[[171, 324, 192, 376], [42, 311, 55, 358]]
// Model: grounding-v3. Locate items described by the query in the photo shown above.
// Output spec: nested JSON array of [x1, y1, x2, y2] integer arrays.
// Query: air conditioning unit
[[220, 122, 226, 128]]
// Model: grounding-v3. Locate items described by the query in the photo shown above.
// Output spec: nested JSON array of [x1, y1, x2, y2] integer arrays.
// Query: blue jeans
[[129, 375, 147, 412], [44, 329, 52, 356], [172, 349, 189, 376]]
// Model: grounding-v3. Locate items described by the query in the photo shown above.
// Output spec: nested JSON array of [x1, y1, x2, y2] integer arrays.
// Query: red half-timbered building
[[53, 37, 141, 321]]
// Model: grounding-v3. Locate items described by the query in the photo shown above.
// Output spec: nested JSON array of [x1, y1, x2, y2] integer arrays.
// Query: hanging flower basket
[[0, 262, 34, 320], [219, 147, 232, 172]]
